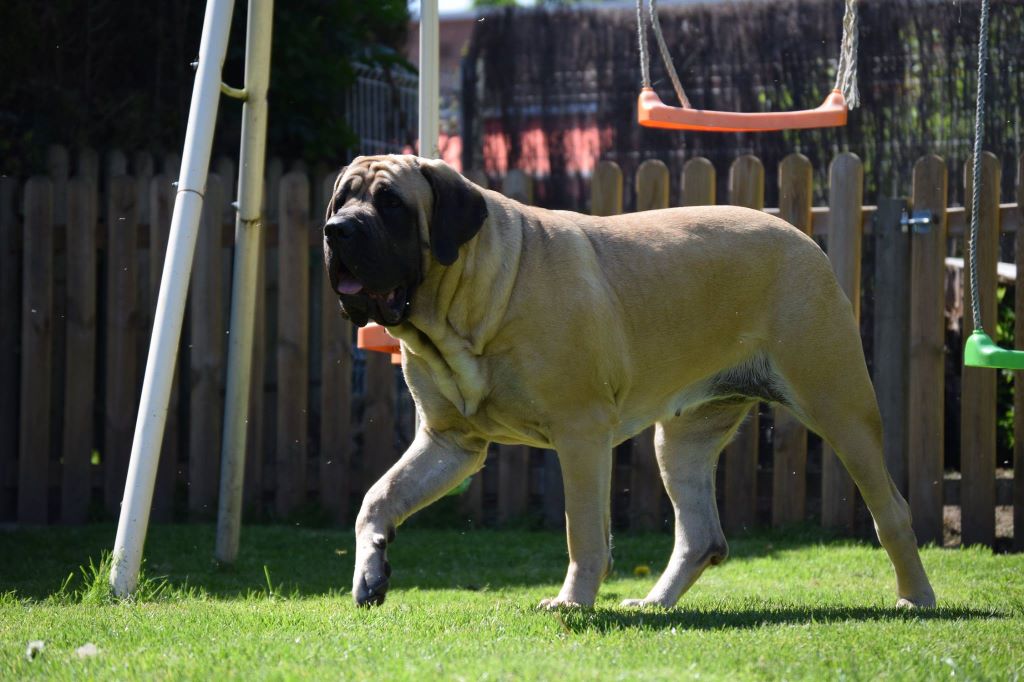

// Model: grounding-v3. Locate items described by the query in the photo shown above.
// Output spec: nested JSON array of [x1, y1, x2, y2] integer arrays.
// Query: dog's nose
[[324, 215, 357, 240]]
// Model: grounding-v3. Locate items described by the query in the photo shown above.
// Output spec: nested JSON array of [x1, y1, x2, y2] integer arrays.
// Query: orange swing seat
[[357, 323, 402, 364], [637, 87, 848, 133]]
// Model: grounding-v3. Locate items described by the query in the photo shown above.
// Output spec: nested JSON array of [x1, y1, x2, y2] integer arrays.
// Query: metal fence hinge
[[900, 209, 934, 234]]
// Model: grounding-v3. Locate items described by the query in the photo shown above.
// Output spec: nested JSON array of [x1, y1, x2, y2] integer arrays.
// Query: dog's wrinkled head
[[323, 155, 489, 327]]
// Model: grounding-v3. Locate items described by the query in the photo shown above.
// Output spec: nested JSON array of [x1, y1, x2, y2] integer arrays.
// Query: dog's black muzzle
[[323, 212, 417, 327]]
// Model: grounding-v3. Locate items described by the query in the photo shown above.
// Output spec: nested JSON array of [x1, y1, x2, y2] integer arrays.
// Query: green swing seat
[[964, 330, 1024, 370]]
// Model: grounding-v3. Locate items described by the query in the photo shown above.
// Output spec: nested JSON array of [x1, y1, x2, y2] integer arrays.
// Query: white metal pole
[[110, 0, 237, 598], [215, 0, 274, 565], [419, 0, 440, 158]]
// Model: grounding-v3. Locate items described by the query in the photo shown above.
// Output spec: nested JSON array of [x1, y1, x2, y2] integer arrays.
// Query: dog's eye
[[377, 190, 403, 211]]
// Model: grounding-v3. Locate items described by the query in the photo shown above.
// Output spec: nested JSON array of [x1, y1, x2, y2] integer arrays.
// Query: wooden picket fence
[[1, 145, 1021, 551]]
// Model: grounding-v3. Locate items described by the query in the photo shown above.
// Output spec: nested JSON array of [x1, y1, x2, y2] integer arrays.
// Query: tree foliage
[[0, 0, 410, 175]]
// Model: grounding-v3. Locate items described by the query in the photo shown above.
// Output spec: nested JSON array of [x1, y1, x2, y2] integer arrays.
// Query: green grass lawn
[[1, 523, 1022, 680]]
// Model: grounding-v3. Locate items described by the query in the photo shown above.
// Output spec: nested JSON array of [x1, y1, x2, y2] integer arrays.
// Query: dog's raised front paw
[[352, 532, 393, 608]]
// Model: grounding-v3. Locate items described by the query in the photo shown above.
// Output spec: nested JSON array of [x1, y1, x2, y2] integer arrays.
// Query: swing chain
[[967, 0, 991, 335]]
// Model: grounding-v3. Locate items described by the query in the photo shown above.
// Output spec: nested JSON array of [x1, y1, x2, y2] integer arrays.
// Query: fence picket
[[496, 446, 530, 524], [722, 155, 764, 534], [873, 198, 912, 497], [502, 170, 533, 205], [18, 178, 54, 524], [465, 168, 489, 189], [362, 353, 397, 498], [149, 174, 180, 521], [47, 145, 69, 226], [276, 172, 310, 518], [772, 153, 812, 526], [104, 175, 139, 516], [245, 212, 267, 518], [960, 152, 1000, 547], [320, 174, 351, 524], [61, 178, 98, 523], [681, 157, 715, 207], [0, 177, 19, 516], [78, 148, 99, 190], [591, 161, 623, 216], [1015, 151, 1024, 553], [188, 174, 227, 519], [908, 154, 948, 546], [822, 153, 863, 531], [215, 156, 237, 223], [630, 159, 670, 530]]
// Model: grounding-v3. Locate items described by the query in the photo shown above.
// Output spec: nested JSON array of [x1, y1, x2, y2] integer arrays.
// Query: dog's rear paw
[[538, 597, 585, 610], [896, 593, 936, 609], [620, 598, 667, 609]]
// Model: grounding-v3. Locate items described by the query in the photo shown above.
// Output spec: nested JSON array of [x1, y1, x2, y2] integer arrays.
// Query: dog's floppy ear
[[325, 165, 348, 222], [420, 161, 488, 266]]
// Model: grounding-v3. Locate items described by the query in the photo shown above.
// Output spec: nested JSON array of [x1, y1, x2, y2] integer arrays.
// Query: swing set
[[109, 0, 1010, 599]]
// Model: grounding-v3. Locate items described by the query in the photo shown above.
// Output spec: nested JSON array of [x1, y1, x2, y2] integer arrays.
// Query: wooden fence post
[[188, 174, 227, 519], [0, 177, 19, 516], [773, 153, 813, 526], [960, 152, 1000, 547], [591, 160, 623, 216], [822, 153, 863, 531], [908, 154, 948, 546], [134, 152, 155, 375], [502, 169, 533, 205], [585, 159, 622, 524], [18, 178, 54, 524], [490, 168, 539, 524], [320, 173, 352, 525], [873, 197, 912, 497], [496, 446, 530, 524], [681, 157, 716, 207], [1014, 151, 1024, 553], [47, 145, 69, 226], [276, 171, 310, 518], [265, 157, 283, 217], [61, 178, 98, 523], [78, 148, 100, 190], [149, 174, 180, 521], [722, 155, 764, 534], [104, 175, 140, 517], [630, 159, 670, 530], [464, 168, 489, 190]]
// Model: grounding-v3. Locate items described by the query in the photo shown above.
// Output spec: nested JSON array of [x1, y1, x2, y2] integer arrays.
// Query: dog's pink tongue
[[336, 277, 363, 295]]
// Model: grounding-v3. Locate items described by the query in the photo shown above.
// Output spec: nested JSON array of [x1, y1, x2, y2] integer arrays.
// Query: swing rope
[[967, 0, 991, 335], [636, 0, 860, 111], [832, 0, 860, 109]]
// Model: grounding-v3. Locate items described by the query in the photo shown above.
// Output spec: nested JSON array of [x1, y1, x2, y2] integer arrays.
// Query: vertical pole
[[215, 0, 275, 564], [419, 0, 440, 159], [110, 0, 237, 597]]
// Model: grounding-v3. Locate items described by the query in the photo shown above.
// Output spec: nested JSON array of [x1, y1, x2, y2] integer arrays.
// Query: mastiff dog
[[322, 155, 935, 610]]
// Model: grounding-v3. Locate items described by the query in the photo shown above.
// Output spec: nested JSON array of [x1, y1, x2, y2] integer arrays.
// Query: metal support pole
[[110, 0, 237, 597], [215, 0, 274, 564], [419, 0, 440, 158]]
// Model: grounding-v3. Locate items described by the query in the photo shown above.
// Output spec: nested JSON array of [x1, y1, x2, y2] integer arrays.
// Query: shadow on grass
[[560, 604, 1006, 633], [0, 522, 945, 603]]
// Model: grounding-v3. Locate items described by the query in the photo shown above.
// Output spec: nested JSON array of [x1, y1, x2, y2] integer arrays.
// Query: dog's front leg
[[539, 441, 613, 609], [353, 427, 487, 607]]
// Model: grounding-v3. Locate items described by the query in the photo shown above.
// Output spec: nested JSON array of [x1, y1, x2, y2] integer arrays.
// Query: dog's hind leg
[[621, 400, 753, 609], [770, 302, 936, 608]]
